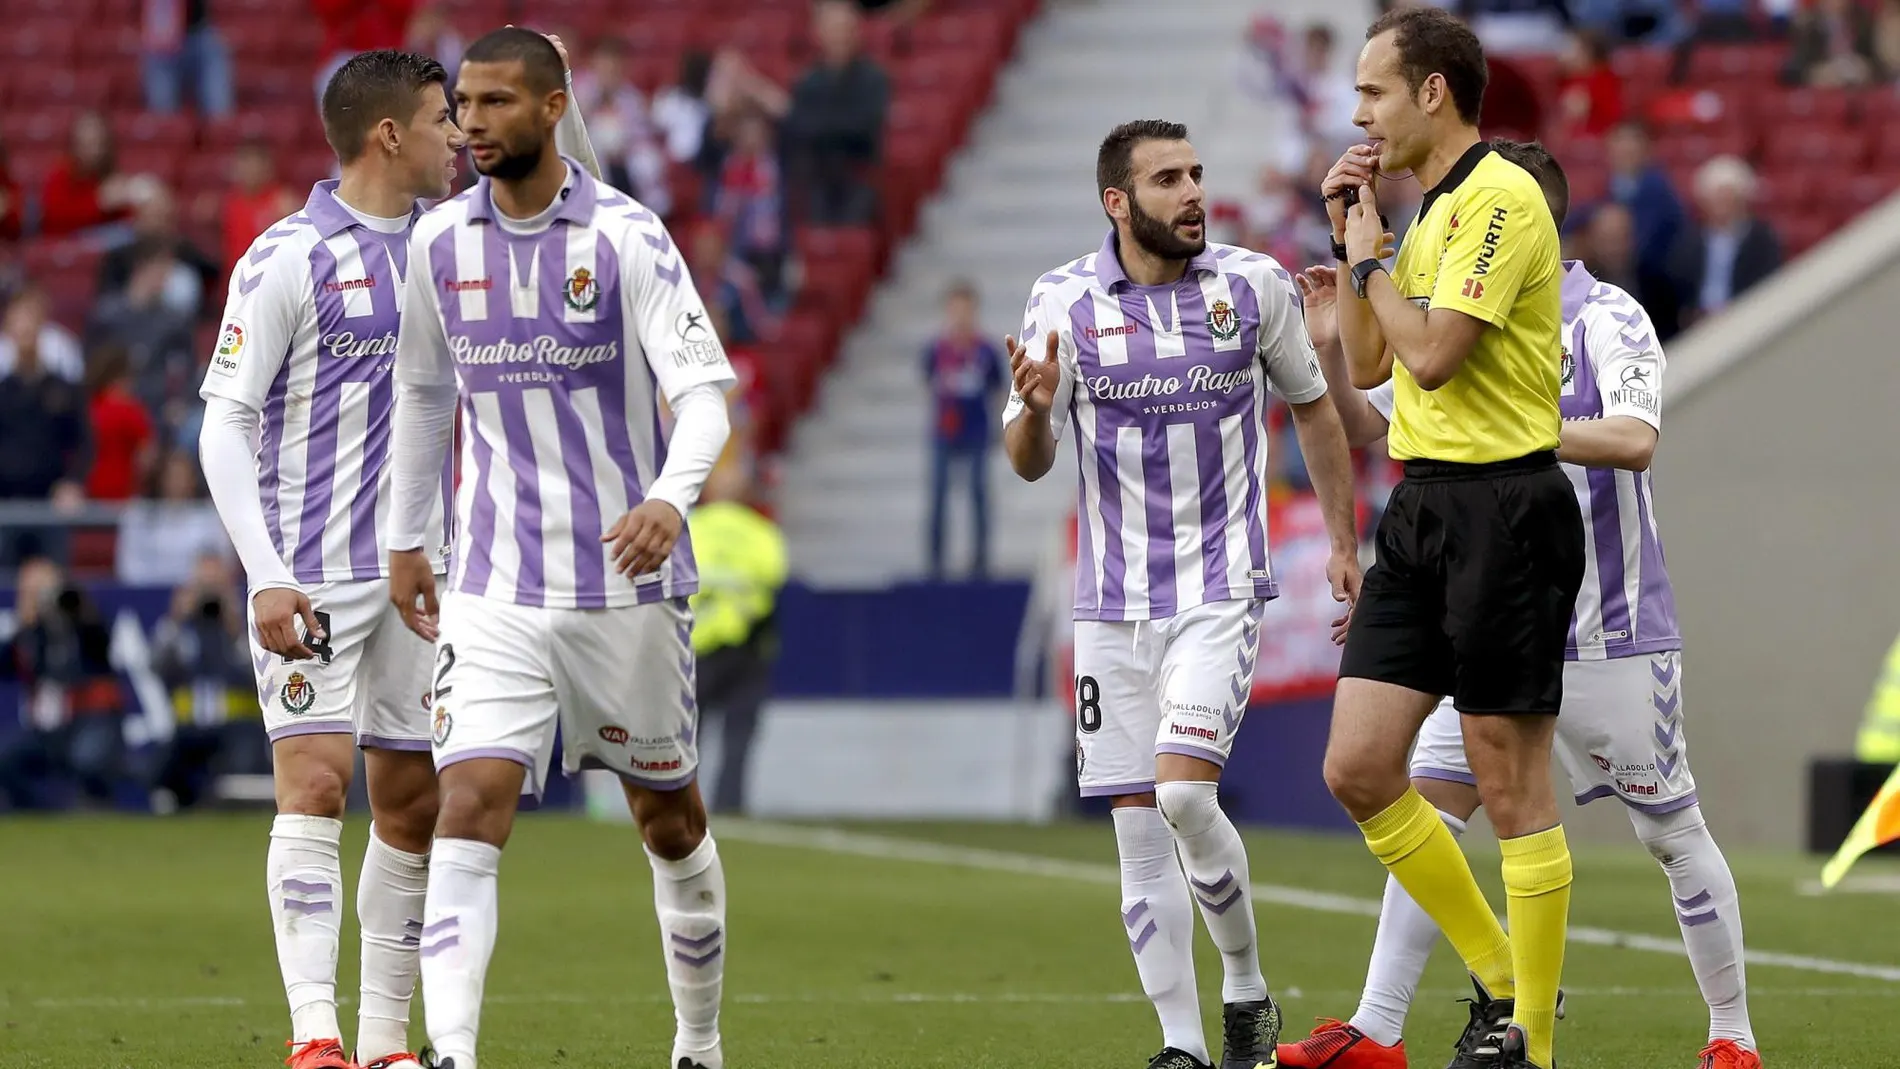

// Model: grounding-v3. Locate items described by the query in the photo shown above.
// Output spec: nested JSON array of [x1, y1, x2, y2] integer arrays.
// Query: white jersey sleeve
[[625, 218, 737, 404], [1583, 284, 1664, 430], [199, 233, 311, 409], [1253, 263, 1327, 405], [1367, 380, 1396, 421], [394, 227, 457, 388], [1000, 286, 1077, 441]]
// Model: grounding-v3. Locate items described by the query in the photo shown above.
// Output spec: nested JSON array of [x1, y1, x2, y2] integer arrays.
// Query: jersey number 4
[[284, 610, 335, 666]]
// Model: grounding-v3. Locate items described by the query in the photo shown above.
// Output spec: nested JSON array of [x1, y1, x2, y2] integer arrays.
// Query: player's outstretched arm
[[1002, 330, 1061, 482], [1557, 417, 1658, 472], [1298, 266, 1391, 450], [386, 228, 460, 640]]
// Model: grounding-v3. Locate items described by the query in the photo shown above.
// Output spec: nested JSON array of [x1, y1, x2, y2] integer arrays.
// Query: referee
[[1320, 9, 1584, 1069]]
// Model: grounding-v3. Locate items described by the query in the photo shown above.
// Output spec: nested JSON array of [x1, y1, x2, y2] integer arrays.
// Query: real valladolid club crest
[[1206, 298, 1240, 342], [565, 267, 599, 312], [1560, 345, 1576, 386], [281, 671, 315, 715], [432, 706, 453, 746]]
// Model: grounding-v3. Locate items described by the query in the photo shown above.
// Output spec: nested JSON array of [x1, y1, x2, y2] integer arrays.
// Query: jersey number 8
[[1076, 675, 1102, 733]]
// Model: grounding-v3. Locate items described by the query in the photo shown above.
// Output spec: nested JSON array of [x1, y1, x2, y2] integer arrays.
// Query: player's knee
[[276, 759, 349, 818], [1323, 746, 1400, 819], [1631, 803, 1707, 863], [638, 794, 708, 861], [1153, 780, 1221, 837]]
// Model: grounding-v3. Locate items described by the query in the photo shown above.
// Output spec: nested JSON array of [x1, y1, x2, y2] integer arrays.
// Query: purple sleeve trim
[[1411, 766, 1479, 787], [267, 721, 354, 743]]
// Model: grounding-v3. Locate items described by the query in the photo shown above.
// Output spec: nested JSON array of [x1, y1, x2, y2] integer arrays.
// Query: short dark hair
[[461, 27, 567, 96], [945, 278, 978, 303], [1489, 138, 1569, 228], [321, 50, 449, 163], [1366, 7, 1487, 125], [1097, 119, 1190, 203]]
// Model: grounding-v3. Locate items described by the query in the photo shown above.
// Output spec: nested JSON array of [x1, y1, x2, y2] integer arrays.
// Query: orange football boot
[[1275, 1019, 1406, 1069], [284, 1038, 352, 1069], [1699, 1039, 1763, 1069]]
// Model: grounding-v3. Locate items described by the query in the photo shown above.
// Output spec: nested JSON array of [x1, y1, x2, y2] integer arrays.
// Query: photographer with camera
[[0, 557, 125, 809], [148, 551, 265, 811]]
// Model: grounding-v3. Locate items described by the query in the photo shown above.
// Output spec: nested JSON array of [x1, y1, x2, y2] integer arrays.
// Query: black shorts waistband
[[1400, 450, 1558, 482]]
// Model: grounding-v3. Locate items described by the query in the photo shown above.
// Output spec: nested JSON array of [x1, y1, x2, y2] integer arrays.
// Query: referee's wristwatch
[[1350, 258, 1386, 299]]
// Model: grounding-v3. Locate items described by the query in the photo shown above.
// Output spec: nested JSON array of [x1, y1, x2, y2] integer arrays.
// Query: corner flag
[[1821, 761, 1900, 889]]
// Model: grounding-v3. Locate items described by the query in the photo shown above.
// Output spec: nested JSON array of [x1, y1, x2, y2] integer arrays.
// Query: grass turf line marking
[[718, 821, 1900, 984], [13, 987, 1894, 1012]]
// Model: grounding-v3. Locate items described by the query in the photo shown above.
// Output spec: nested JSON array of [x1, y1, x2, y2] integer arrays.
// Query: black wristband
[[1331, 238, 1349, 263], [1350, 258, 1386, 299]]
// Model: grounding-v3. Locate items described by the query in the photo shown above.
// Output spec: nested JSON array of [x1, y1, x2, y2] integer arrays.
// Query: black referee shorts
[[1339, 451, 1586, 715]]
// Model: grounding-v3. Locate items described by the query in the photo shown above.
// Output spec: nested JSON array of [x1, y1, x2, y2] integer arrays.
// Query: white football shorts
[[1410, 650, 1697, 813], [429, 592, 699, 799], [1072, 599, 1265, 797], [252, 577, 437, 751]]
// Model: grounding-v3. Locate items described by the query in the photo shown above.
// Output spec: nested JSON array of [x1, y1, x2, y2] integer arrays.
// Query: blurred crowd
[[0, 0, 927, 583]]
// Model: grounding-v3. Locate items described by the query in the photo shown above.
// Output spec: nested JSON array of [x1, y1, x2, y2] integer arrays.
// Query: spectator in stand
[[83, 346, 156, 503], [147, 550, 265, 811], [1607, 120, 1686, 288], [0, 285, 86, 383], [141, 0, 235, 118], [39, 112, 145, 239], [87, 245, 200, 429], [652, 50, 716, 169], [690, 222, 780, 347], [310, 0, 417, 101], [98, 187, 219, 321], [785, 0, 890, 225], [404, 4, 463, 87], [1669, 155, 1782, 326], [1878, 0, 1900, 75], [1786, 0, 1882, 85], [0, 558, 125, 811], [116, 450, 230, 588], [715, 107, 789, 300], [216, 140, 299, 273], [0, 293, 90, 566], [0, 137, 22, 242], [1555, 29, 1624, 138], [922, 279, 1004, 580], [571, 36, 673, 215]]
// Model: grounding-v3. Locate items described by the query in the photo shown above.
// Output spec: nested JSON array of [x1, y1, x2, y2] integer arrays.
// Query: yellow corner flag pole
[[1821, 761, 1900, 889]]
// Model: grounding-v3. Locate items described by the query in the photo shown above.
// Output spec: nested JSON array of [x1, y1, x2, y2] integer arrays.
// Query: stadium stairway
[[778, 0, 1376, 586]]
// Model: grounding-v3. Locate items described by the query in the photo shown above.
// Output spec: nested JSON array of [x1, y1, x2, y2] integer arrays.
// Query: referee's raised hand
[[1006, 330, 1061, 416], [1322, 145, 1379, 236]]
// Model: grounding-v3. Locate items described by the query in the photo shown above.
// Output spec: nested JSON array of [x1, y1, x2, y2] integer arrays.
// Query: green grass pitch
[[1, 814, 1895, 1068]]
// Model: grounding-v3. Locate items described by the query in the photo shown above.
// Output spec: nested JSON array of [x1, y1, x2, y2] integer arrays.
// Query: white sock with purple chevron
[[1350, 810, 1468, 1047], [356, 827, 430, 1063], [1113, 805, 1209, 1063], [1155, 780, 1268, 1004], [268, 814, 345, 1043], [1632, 804, 1756, 1050], [649, 834, 727, 1067], [420, 837, 503, 1069]]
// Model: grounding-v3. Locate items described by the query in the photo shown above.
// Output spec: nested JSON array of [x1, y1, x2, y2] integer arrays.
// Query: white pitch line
[[13, 987, 1895, 1013], [718, 821, 1900, 984]]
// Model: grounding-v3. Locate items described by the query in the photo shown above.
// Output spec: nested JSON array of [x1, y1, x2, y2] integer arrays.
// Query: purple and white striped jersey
[[1371, 261, 1678, 660], [395, 165, 734, 610], [1004, 233, 1329, 623], [199, 181, 450, 584]]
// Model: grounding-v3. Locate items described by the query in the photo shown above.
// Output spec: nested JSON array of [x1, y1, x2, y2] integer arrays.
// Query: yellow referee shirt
[[1387, 143, 1563, 464]]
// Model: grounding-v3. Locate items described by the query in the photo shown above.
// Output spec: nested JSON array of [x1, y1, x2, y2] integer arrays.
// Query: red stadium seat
[[1761, 127, 1866, 168], [1758, 87, 1854, 127]]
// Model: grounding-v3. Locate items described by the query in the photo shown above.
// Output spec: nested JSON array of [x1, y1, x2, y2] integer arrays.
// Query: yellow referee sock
[[1358, 787, 1514, 998], [1500, 824, 1572, 1069]]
